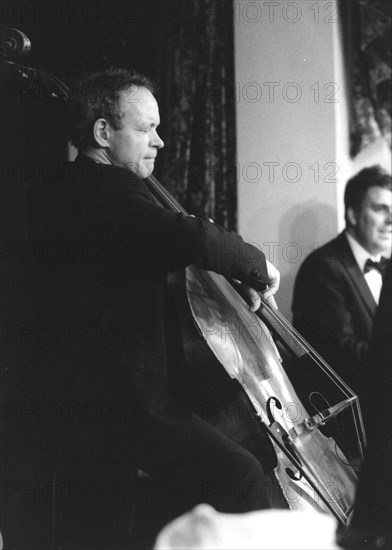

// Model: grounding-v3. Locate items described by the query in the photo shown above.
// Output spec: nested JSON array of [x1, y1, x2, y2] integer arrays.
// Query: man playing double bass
[[22, 68, 280, 547]]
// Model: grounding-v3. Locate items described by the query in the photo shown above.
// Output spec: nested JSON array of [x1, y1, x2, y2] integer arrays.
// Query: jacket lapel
[[336, 233, 377, 318]]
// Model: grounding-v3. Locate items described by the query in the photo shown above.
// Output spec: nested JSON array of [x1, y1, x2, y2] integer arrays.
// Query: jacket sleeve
[[102, 171, 269, 289]]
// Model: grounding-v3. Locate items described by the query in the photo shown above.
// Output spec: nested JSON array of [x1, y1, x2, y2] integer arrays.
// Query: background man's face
[[106, 86, 164, 178], [350, 186, 392, 256]]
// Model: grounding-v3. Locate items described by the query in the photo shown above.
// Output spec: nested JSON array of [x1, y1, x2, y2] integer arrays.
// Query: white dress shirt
[[345, 232, 383, 304]]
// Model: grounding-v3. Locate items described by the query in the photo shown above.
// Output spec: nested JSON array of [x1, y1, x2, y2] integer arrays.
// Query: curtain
[[156, 0, 237, 229], [342, 0, 391, 157]]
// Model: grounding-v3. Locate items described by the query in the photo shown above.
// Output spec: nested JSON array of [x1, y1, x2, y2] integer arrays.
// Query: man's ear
[[93, 119, 110, 147], [347, 206, 358, 227]]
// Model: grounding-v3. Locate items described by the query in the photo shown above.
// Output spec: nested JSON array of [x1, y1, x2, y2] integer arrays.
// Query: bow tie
[[364, 257, 388, 276]]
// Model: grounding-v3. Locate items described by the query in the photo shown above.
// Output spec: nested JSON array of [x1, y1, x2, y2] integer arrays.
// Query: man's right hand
[[238, 260, 280, 311]]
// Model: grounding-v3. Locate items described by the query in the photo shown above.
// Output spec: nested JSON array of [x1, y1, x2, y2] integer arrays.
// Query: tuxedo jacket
[[19, 154, 269, 459], [292, 232, 388, 393]]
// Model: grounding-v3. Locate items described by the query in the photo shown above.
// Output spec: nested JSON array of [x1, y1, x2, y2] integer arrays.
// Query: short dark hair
[[344, 165, 392, 225], [69, 68, 156, 149]]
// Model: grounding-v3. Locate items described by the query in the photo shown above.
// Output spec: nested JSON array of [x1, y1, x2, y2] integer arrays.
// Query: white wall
[[234, 0, 352, 319]]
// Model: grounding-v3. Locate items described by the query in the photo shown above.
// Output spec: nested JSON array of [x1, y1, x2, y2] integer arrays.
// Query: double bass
[[2, 28, 365, 526]]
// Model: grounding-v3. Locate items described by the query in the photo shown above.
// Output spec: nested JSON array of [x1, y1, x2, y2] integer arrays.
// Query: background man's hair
[[69, 67, 156, 149], [344, 165, 392, 226]]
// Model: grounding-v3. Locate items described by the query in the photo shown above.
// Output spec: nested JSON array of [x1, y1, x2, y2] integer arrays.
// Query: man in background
[[291, 166, 391, 447]]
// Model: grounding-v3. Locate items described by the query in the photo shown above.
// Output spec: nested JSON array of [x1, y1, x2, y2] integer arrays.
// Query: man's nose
[[152, 130, 164, 149]]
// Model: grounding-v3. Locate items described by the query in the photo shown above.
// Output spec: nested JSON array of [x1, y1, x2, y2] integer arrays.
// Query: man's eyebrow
[[140, 121, 159, 128], [371, 201, 391, 207]]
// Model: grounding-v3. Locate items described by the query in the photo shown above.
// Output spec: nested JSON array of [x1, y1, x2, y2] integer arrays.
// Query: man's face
[[106, 86, 164, 178], [349, 186, 392, 256]]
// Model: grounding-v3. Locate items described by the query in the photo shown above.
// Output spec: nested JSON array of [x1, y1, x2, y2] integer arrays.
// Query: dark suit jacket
[[292, 232, 386, 395], [18, 154, 269, 462]]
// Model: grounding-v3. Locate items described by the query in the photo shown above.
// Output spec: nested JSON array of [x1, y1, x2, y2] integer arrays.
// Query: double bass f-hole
[[266, 397, 303, 481]]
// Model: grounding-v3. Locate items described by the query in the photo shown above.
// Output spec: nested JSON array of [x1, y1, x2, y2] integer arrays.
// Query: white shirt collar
[[345, 231, 381, 273]]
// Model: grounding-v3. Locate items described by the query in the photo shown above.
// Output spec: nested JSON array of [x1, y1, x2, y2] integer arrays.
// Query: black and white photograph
[[1, 1, 391, 548]]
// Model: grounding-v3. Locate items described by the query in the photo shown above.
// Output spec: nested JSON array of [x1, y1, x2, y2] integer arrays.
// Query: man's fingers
[[239, 284, 262, 312], [249, 293, 262, 312]]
